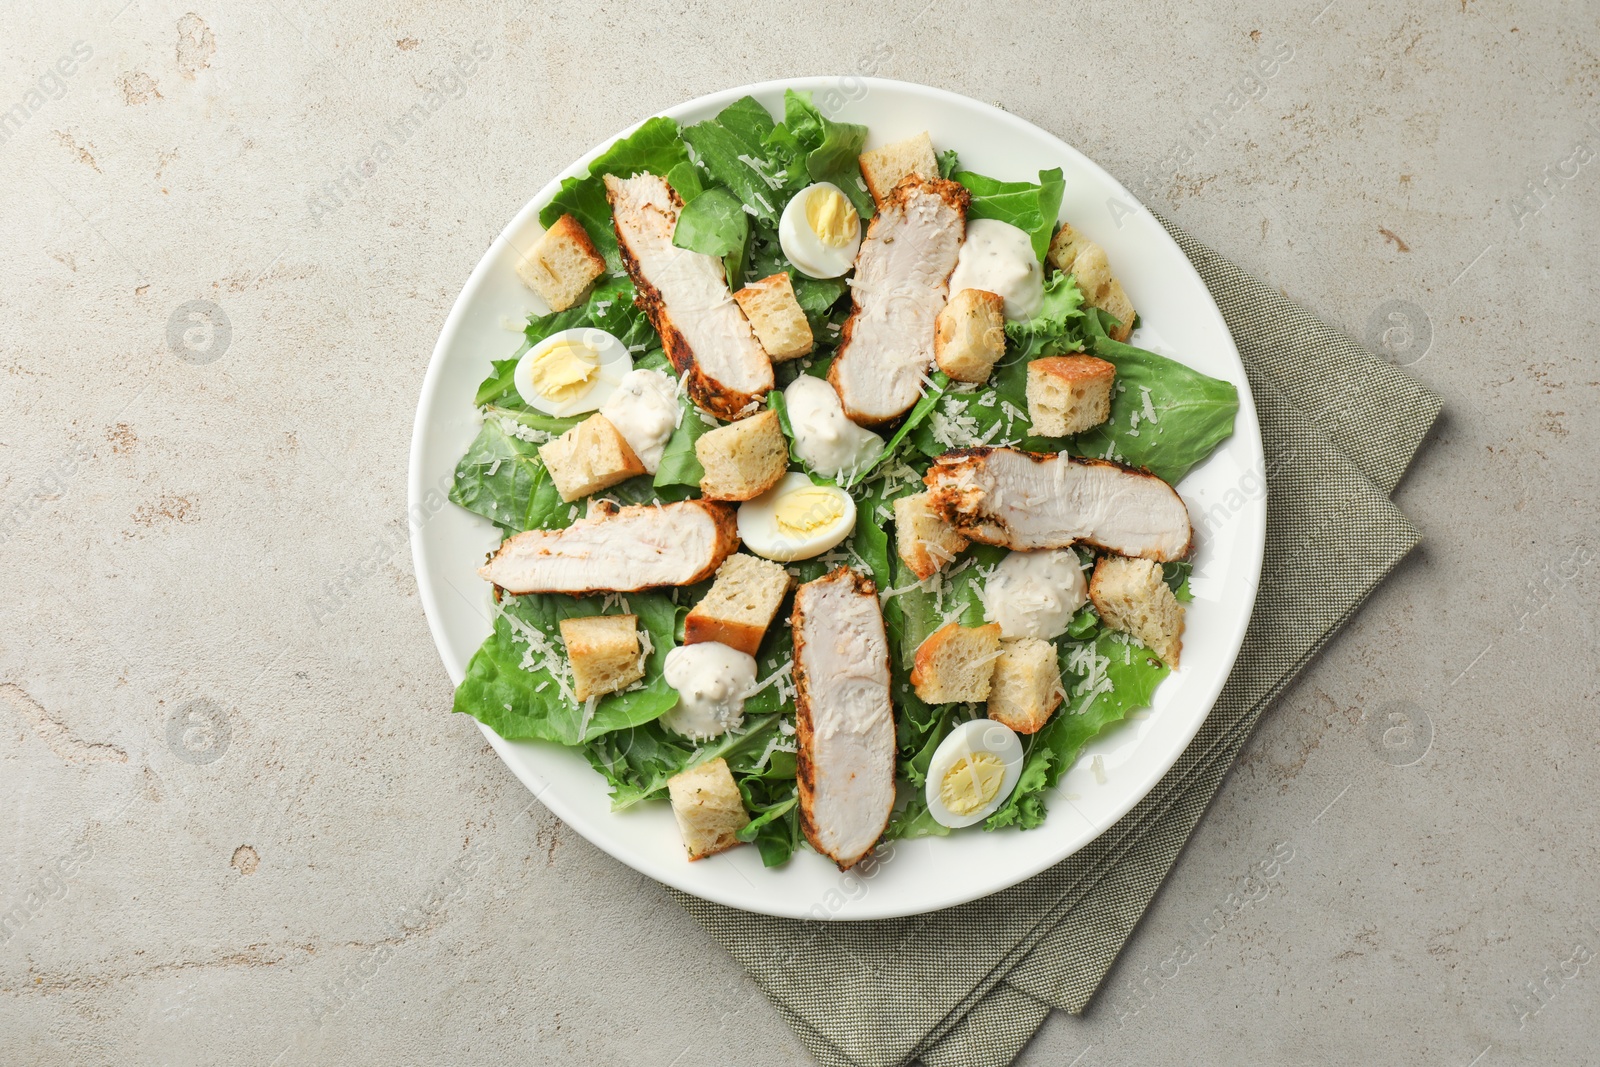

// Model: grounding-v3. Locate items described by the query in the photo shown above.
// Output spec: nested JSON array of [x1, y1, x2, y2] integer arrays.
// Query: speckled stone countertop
[[3, 2, 1597, 1063]]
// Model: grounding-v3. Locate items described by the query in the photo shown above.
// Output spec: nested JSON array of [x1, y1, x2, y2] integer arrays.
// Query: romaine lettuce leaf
[[680, 97, 805, 228], [984, 626, 1169, 830], [672, 186, 752, 289], [782, 89, 873, 219], [672, 187, 748, 258], [910, 279, 1239, 485], [541, 116, 692, 271], [448, 416, 575, 533], [955, 167, 1066, 263], [652, 392, 714, 490], [1072, 309, 1240, 483], [454, 593, 681, 746]]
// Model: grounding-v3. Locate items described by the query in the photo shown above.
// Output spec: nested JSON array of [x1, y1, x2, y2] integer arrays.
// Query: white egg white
[[924, 718, 1026, 828], [778, 183, 862, 280], [513, 327, 634, 417], [736, 472, 857, 562]]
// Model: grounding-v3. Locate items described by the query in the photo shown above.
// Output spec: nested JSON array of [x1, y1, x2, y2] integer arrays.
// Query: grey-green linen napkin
[[672, 218, 1443, 1067]]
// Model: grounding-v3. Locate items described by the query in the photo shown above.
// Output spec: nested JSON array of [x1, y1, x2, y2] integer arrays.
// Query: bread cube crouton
[[1088, 556, 1185, 667], [895, 492, 969, 580], [858, 131, 938, 206], [694, 409, 788, 501], [1096, 278, 1136, 340], [935, 288, 1007, 383], [515, 213, 606, 312], [1047, 225, 1136, 342], [987, 638, 1064, 734], [559, 614, 645, 701], [733, 273, 814, 362], [684, 553, 793, 656], [539, 413, 647, 503], [1046, 224, 1091, 272], [910, 622, 1003, 703], [1027, 355, 1117, 437], [667, 757, 750, 861]]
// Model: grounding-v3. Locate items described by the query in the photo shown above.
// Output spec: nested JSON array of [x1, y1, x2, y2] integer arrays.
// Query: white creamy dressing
[[947, 218, 1044, 321], [980, 549, 1087, 640], [598, 368, 680, 473], [783, 375, 885, 478], [659, 641, 758, 740]]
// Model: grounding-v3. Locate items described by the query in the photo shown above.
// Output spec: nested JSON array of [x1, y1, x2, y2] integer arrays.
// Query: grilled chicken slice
[[792, 567, 895, 871], [605, 173, 773, 420], [828, 176, 969, 426], [924, 447, 1193, 562], [480, 500, 738, 595]]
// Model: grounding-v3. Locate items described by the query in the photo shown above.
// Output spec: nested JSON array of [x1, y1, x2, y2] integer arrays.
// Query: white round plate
[[409, 78, 1265, 920]]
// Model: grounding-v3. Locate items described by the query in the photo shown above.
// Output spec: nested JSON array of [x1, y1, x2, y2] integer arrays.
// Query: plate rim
[[408, 75, 1266, 919]]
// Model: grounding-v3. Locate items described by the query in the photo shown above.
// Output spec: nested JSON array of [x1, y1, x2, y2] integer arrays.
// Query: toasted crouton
[[1027, 355, 1117, 436], [667, 757, 749, 861], [987, 638, 1064, 734], [1089, 556, 1184, 667], [559, 614, 644, 701], [858, 131, 938, 206], [515, 214, 606, 312], [1046, 224, 1091, 272], [539, 413, 646, 503], [685, 553, 793, 656], [895, 492, 968, 580], [1047, 224, 1136, 342], [911, 622, 1002, 703], [733, 273, 814, 362], [695, 409, 788, 501], [1096, 278, 1136, 340], [935, 288, 1007, 383]]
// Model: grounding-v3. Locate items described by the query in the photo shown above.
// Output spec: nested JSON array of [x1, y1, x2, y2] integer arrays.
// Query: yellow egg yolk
[[938, 752, 1007, 816], [774, 486, 846, 537], [525, 340, 600, 402], [805, 186, 859, 249]]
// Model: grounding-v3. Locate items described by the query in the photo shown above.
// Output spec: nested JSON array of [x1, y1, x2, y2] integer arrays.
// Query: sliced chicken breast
[[829, 176, 969, 425], [605, 173, 773, 420], [924, 447, 1193, 562], [480, 500, 738, 595], [792, 567, 895, 871]]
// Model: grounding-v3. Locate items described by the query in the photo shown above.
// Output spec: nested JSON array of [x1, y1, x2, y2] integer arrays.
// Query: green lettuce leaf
[[841, 372, 948, 487], [891, 542, 1007, 664], [672, 186, 752, 289], [910, 281, 1239, 485], [985, 626, 1169, 830], [1003, 270, 1086, 362], [541, 116, 692, 271], [653, 393, 715, 490], [1072, 310, 1241, 484], [672, 187, 748, 258], [782, 89, 873, 219], [587, 622, 797, 801], [454, 593, 680, 745], [680, 97, 804, 228], [884, 792, 952, 840], [448, 416, 576, 533], [955, 167, 1066, 262]]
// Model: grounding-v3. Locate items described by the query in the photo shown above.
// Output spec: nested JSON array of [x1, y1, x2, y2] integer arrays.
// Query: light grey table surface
[[3, 1, 1596, 1064]]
